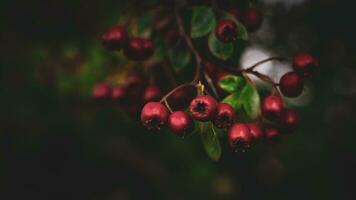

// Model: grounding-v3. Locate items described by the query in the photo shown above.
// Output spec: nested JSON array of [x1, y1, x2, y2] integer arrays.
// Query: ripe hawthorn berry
[[242, 8, 263, 32], [189, 95, 218, 121], [280, 109, 299, 132], [111, 86, 127, 103], [92, 83, 111, 100], [293, 53, 319, 78], [279, 72, 304, 98], [144, 85, 163, 102], [101, 26, 128, 51], [215, 19, 239, 43], [124, 37, 154, 60], [264, 126, 280, 143], [213, 103, 235, 128], [261, 95, 284, 121], [168, 111, 194, 137], [247, 123, 263, 142], [141, 102, 169, 130], [228, 123, 253, 152]]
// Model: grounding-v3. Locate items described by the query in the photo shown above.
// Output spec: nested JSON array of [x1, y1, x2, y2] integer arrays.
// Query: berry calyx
[[261, 95, 284, 121], [189, 95, 218, 121], [168, 111, 194, 137], [141, 102, 169, 130], [215, 19, 239, 43], [279, 72, 304, 98], [111, 86, 127, 103], [280, 109, 299, 132], [124, 37, 154, 60], [92, 83, 111, 100], [228, 123, 253, 152], [242, 8, 263, 32], [247, 123, 263, 142], [101, 26, 128, 51], [293, 53, 319, 78], [144, 85, 163, 102], [213, 103, 235, 128]]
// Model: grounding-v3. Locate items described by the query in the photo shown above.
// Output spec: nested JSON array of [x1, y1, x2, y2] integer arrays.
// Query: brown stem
[[160, 82, 196, 103], [244, 57, 286, 72], [247, 70, 281, 96]]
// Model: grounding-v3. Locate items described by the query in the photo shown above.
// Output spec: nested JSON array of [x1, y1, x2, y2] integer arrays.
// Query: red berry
[[124, 37, 154, 60], [101, 26, 128, 51], [215, 19, 239, 43], [168, 111, 194, 137], [213, 103, 235, 128], [144, 85, 163, 102], [228, 123, 253, 152], [169, 87, 195, 110], [279, 72, 304, 98], [261, 95, 284, 121], [247, 123, 263, 142], [189, 95, 218, 121], [92, 83, 111, 100], [111, 86, 127, 103], [242, 8, 263, 32], [264, 126, 280, 142], [141, 102, 169, 130], [293, 53, 319, 78], [280, 109, 299, 132]]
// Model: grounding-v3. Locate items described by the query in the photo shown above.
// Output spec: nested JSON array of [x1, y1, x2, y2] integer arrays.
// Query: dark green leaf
[[168, 49, 191, 72], [191, 6, 216, 38], [199, 122, 222, 161], [222, 92, 243, 111], [218, 75, 246, 93], [136, 13, 152, 37], [240, 83, 260, 119], [208, 32, 234, 61]]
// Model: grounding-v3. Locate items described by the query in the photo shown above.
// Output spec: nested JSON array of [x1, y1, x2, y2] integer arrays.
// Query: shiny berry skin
[[101, 26, 128, 51], [144, 85, 163, 102], [293, 53, 319, 78], [168, 111, 194, 137], [111, 86, 127, 103], [213, 103, 235, 128], [92, 83, 111, 100], [228, 123, 253, 152], [124, 38, 154, 60], [214, 19, 239, 43], [189, 95, 218, 121], [242, 8, 263, 32], [141, 102, 169, 130], [264, 126, 280, 142], [247, 123, 263, 141], [279, 72, 304, 98], [280, 109, 299, 132], [261, 95, 284, 121]]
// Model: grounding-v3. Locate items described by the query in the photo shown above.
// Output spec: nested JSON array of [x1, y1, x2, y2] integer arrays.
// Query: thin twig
[[160, 82, 196, 102]]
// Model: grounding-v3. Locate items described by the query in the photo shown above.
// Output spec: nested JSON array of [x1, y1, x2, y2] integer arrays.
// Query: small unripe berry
[[144, 85, 163, 102], [213, 103, 235, 128], [261, 95, 284, 121], [247, 123, 263, 142], [189, 95, 218, 121], [264, 126, 280, 142], [168, 111, 194, 137], [101, 26, 128, 51], [280, 109, 299, 132], [228, 123, 253, 152], [215, 19, 239, 43], [111, 86, 127, 103], [293, 53, 319, 78], [141, 102, 169, 130], [92, 83, 111, 100], [124, 37, 154, 60], [242, 8, 263, 32], [279, 72, 304, 98]]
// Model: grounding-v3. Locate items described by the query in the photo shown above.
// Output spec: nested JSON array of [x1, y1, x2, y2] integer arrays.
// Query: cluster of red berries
[[101, 26, 154, 60]]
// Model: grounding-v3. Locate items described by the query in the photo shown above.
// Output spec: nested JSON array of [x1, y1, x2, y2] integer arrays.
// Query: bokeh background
[[1, 0, 356, 199]]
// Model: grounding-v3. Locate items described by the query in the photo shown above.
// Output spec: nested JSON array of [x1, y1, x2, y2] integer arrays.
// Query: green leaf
[[222, 92, 243, 111], [240, 83, 260, 119], [168, 49, 191, 72], [218, 75, 246, 93], [136, 13, 152, 37], [191, 6, 216, 38], [199, 122, 222, 161], [208, 32, 234, 61]]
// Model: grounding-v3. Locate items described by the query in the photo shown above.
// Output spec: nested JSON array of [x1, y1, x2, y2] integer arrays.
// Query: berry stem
[[163, 99, 173, 113], [248, 70, 281, 95], [159, 82, 196, 103], [244, 57, 286, 72]]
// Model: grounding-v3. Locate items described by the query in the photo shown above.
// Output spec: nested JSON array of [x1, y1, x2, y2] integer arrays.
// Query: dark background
[[1, 0, 356, 199]]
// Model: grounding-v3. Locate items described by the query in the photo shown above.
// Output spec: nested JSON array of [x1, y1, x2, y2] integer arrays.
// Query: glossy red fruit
[[124, 38, 154, 60], [280, 109, 299, 132], [144, 85, 163, 102], [141, 102, 169, 130], [189, 95, 218, 121], [261, 95, 284, 121], [264, 126, 280, 142], [101, 26, 128, 51], [247, 123, 263, 141], [293, 53, 319, 78], [242, 8, 263, 32], [279, 72, 304, 98], [228, 123, 253, 152], [213, 103, 235, 128], [92, 83, 111, 100], [168, 111, 194, 137], [111, 86, 127, 103], [215, 19, 239, 43]]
